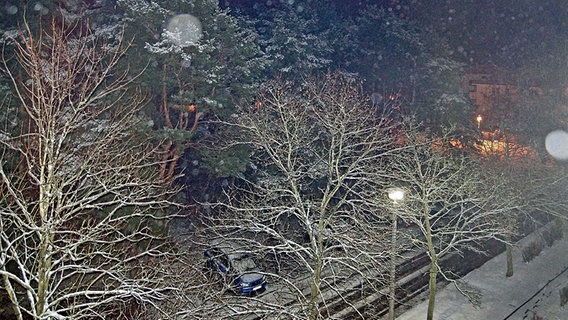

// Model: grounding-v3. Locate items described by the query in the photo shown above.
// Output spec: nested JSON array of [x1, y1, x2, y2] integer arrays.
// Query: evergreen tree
[[334, 6, 472, 129], [246, 1, 334, 79], [117, 0, 267, 200]]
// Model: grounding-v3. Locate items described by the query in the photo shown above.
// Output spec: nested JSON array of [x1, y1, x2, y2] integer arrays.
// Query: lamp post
[[476, 115, 482, 129], [387, 188, 405, 320]]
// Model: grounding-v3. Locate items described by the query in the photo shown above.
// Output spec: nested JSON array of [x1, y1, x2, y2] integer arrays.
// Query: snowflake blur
[[545, 130, 568, 161], [165, 14, 202, 47]]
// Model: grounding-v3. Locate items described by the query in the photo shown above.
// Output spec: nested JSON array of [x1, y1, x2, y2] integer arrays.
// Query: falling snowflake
[[165, 14, 202, 47]]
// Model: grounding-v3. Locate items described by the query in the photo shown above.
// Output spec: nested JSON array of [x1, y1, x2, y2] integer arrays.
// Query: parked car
[[204, 243, 267, 295]]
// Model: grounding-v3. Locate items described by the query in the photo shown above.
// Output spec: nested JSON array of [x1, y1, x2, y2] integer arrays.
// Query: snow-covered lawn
[[397, 223, 568, 320]]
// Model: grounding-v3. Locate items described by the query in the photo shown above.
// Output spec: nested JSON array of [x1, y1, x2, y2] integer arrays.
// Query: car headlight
[[241, 282, 250, 287]]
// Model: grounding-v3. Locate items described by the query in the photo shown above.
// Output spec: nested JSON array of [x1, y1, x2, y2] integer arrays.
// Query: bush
[[561, 285, 568, 307], [542, 222, 563, 247], [522, 238, 544, 263]]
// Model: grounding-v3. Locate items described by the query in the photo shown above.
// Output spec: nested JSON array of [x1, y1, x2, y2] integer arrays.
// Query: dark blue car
[[204, 244, 267, 295]]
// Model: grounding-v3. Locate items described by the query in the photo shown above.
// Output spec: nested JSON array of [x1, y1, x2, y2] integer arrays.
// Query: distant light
[[545, 130, 568, 161]]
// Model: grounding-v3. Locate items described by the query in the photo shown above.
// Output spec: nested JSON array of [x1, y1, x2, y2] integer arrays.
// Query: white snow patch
[[397, 223, 568, 320]]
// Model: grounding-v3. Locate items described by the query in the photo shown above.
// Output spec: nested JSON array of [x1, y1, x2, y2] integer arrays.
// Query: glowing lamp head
[[388, 188, 405, 202]]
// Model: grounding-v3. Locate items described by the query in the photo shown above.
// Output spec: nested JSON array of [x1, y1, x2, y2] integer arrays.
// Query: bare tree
[[475, 134, 567, 278], [500, 161, 568, 277], [0, 17, 184, 319], [387, 127, 516, 320], [204, 73, 398, 319]]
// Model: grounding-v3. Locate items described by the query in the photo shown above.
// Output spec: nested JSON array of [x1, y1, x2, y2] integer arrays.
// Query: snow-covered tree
[[248, 1, 333, 78], [205, 73, 398, 319], [0, 17, 184, 319], [387, 125, 517, 320], [335, 6, 472, 128], [117, 0, 267, 190]]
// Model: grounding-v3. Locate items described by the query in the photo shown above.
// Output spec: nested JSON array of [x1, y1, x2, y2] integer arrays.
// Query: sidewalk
[[397, 224, 568, 320]]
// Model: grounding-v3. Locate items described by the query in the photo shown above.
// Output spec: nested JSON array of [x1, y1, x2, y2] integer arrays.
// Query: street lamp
[[388, 188, 405, 203], [387, 188, 405, 320], [476, 114, 482, 129]]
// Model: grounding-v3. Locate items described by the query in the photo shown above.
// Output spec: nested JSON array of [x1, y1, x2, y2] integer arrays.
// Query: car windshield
[[230, 254, 257, 273]]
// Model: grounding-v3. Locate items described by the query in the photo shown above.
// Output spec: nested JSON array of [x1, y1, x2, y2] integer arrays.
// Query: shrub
[[561, 285, 568, 307], [522, 238, 544, 263], [542, 222, 563, 247]]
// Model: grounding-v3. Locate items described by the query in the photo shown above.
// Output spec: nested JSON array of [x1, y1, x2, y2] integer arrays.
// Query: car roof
[[208, 240, 248, 258]]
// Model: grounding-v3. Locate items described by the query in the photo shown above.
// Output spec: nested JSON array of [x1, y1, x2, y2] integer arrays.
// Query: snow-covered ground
[[397, 223, 568, 320]]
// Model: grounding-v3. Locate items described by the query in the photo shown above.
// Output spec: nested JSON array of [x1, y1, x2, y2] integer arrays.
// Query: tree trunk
[[424, 206, 437, 320], [426, 260, 438, 320], [308, 255, 323, 320], [3, 275, 23, 320], [161, 66, 173, 129], [36, 145, 55, 318], [36, 229, 52, 317], [506, 242, 514, 277]]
